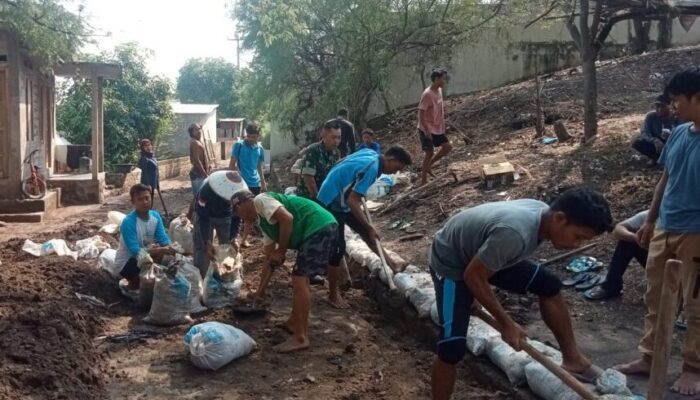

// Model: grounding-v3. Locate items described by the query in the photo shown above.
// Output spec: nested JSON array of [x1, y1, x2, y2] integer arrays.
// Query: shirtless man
[[188, 124, 210, 219]]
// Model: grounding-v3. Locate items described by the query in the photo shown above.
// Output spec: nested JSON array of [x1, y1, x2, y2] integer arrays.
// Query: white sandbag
[[407, 287, 435, 318], [177, 260, 207, 314], [525, 361, 589, 400], [466, 317, 500, 356], [22, 239, 78, 260], [203, 245, 243, 309], [596, 369, 632, 396], [168, 215, 194, 255], [284, 187, 297, 195], [393, 273, 417, 296], [138, 263, 161, 309], [366, 174, 395, 200], [599, 395, 643, 400], [430, 301, 440, 326], [393, 270, 434, 297], [487, 340, 532, 385], [97, 249, 120, 279], [75, 235, 111, 259], [144, 266, 193, 326], [184, 322, 257, 370], [100, 211, 127, 234]]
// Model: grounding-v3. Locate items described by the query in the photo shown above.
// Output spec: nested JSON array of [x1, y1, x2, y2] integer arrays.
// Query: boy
[[317, 146, 412, 308], [233, 190, 338, 353], [429, 187, 613, 400], [584, 210, 649, 300], [188, 123, 209, 219], [631, 94, 679, 164], [616, 68, 700, 396], [115, 184, 175, 297], [296, 120, 342, 199], [230, 123, 267, 246], [418, 68, 452, 185], [357, 128, 381, 154]]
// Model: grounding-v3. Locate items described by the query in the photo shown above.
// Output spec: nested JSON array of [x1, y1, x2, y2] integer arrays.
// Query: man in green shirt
[[297, 120, 342, 199], [233, 190, 338, 353]]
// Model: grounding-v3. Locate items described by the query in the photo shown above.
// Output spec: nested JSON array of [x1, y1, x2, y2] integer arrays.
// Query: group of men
[[112, 66, 700, 397]]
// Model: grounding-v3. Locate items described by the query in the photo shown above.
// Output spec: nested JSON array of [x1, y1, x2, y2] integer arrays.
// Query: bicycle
[[21, 149, 47, 199]]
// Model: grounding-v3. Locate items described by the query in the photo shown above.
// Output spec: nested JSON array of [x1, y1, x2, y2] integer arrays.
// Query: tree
[[0, 0, 88, 68], [57, 42, 173, 169], [176, 58, 239, 118]]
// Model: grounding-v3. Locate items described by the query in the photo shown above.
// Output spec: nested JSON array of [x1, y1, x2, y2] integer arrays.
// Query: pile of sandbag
[[168, 215, 194, 255], [203, 244, 243, 309], [184, 322, 257, 370]]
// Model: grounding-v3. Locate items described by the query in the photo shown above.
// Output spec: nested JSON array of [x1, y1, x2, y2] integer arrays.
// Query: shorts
[[418, 130, 448, 152], [249, 187, 261, 195], [329, 210, 371, 267], [191, 176, 205, 196], [294, 224, 338, 277], [431, 260, 562, 364], [120, 258, 140, 280]]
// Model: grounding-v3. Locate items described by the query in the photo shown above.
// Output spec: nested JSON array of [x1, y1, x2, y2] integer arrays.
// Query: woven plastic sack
[[525, 361, 591, 400], [184, 322, 256, 370], [144, 265, 193, 326], [177, 260, 207, 314], [407, 287, 435, 318], [97, 249, 119, 279], [466, 317, 500, 356], [168, 215, 194, 255], [138, 263, 161, 309], [202, 245, 243, 309], [596, 369, 632, 396], [75, 235, 111, 259]]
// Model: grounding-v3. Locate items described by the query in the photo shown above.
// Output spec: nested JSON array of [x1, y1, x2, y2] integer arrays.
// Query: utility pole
[[227, 0, 242, 67]]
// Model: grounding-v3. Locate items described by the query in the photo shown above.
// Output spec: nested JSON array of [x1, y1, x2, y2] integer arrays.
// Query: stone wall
[[158, 156, 191, 181], [105, 168, 142, 193], [49, 178, 104, 205]]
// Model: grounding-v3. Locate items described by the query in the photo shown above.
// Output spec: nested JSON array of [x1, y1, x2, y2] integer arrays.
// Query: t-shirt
[[417, 87, 445, 135], [232, 140, 265, 188], [657, 122, 700, 233], [337, 118, 356, 157], [115, 210, 171, 268], [317, 149, 381, 213], [621, 210, 649, 232], [357, 141, 381, 154], [254, 192, 337, 249], [429, 199, 548, 281], [296, 141, 340, 198]]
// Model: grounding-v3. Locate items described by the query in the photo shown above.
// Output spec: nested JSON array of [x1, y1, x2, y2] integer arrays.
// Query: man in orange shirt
[[418, 68, 452, 185]]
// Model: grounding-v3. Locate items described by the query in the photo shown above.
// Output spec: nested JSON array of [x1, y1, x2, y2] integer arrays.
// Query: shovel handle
[[361, 198, 397, 290]]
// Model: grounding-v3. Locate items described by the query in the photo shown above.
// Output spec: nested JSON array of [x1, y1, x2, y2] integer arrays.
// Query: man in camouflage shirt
[[297, 120, 342, 199]]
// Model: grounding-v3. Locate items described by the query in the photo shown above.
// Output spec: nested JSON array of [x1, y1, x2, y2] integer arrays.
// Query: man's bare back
[[190, 138, 209, 177]]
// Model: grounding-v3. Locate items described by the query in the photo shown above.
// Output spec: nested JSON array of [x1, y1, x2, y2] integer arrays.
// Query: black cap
[[655, 94, 671, 105]]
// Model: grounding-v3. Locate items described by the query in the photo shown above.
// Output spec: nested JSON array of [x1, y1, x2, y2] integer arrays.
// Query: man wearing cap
[[232, 190, 338, 353], [631, 94, 680, 164], [192, 170, 248, 277]]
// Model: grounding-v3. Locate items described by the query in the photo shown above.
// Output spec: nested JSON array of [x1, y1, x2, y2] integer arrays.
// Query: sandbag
[[144, 265, 193, 326], [487, 340, 532, 386], [97, 249, 120, 279], [100, 211, 127, 234], [75, 235, 111, 259], [430, 301, 440, 326], [168, 215, 194, 255], [393, 269, 433, 297], [22, 239, 77, 260], [393, 273, 417, 296], [407, 287, 435, 318], [185, 322, 257, 370], [466, 317, 500, 356], [203, 245, 243, 309], [525, 361, 590, 400], [596, 369, 632, 396], [138, 263, 160, 309], [177, 260, 207, 314]]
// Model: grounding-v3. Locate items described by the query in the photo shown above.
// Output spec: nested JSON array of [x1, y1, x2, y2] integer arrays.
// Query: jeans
[[601, 240, 648, 294], [631, 136, 663, 162], [193, 213, 241, 277]]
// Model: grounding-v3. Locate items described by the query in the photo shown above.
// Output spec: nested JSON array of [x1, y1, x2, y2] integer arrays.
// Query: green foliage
[[0, 0, 88, 68], [57, 42, 174, 169], [176, 57, 239, 118]]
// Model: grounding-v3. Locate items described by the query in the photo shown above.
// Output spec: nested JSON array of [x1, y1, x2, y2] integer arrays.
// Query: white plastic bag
[[75, 235, 111, 259], [184, 321, 257, 370], [203, 245, 243, 309], [168, 215, 194, 255], [97, 249, 120, 279], [22, 239, 78, 260], [366, 174, 395, 200], [525, 361, 589, 400], [466, 317, 500, 356], [177, 260, 207, 314], [100, 211, 127, 234], [407, 287, 435, 318], [487, 340, 532, 385], [144, 266, 193, 326]]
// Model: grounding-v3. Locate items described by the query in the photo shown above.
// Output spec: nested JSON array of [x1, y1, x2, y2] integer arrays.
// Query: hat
[[655, 94, 671, 106], [207, 170, 248, 200]]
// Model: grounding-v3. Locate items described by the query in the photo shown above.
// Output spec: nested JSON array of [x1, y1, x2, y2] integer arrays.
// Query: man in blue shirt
[[230, 123, 267, 246], [317, 146, 412, 308], [616, 68, 700, 396], [357, 128, 381, 154]]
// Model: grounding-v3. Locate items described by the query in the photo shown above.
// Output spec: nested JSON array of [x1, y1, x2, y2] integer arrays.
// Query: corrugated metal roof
[[219, 118, 245, 122], [170, 102, 219, 115]]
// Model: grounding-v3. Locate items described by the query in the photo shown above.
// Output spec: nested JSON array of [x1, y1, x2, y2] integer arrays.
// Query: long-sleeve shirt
[[640, 111, 679, 142], [139, 154, 160, 190], [114, 210, 171, 268]]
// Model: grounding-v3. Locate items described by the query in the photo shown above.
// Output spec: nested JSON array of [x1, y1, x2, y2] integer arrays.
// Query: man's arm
[[257, 160, 267, 191], [302, 174, 319, 198], [269, 207, 293, 264], [190, 142, 208, 177], [612, 222, 637, 243], [229, 143, 239, 171], [153, 212, 172, 246], [637, 170, 668, 248], [418, 109, 430, 133]]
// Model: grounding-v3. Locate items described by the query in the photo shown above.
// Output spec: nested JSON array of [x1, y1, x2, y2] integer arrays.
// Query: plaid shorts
[[294, 223, 338, 277]]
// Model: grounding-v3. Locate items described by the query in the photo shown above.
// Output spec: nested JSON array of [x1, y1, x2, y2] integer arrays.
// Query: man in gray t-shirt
[[429, 187, 613, 400], [584, 210, 649, 301]]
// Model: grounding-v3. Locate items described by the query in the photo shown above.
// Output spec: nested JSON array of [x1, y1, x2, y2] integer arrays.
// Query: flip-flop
[[584, 285, 621, 301], [575, 275, 604, 291], [563, 272, 594, 287], [566, 364, 604, 384]]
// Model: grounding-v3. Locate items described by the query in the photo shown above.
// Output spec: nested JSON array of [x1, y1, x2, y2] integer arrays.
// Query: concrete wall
[[158, 109, 218, 160]]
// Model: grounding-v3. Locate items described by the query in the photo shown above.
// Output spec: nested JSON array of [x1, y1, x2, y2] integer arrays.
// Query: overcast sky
[[73, 0, 251, 80]]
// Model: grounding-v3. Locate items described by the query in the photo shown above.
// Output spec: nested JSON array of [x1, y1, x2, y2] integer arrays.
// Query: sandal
[[584, 285, 621, 301], [575, 275, 604, 291], [563, 272, 594, 287], [566, 364, 604, 384]]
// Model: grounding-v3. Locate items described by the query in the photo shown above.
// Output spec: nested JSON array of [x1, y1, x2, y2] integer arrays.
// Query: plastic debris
[[22, 239, 77, 260]]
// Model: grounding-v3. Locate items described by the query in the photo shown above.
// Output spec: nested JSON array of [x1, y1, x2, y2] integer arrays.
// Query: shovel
[[361, 198, 397, 291]]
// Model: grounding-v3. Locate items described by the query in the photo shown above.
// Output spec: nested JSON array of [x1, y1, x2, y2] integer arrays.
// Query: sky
[[72, 0, 252, 80]]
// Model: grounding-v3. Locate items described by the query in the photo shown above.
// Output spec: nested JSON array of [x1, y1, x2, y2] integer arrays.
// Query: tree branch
[[525, 0, 560, 29]]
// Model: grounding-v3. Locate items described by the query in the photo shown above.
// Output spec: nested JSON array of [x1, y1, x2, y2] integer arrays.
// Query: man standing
[[616, 68, 700, 396], [631, 94, 679, 164], [429, 187, 613, 400], [317, 146, 412, 308], [296, 120, 342, 199], [418, 68, 452, 185], [230, 122, 267, 246], [188, 123, 209, 219], [336, 108, 356, 158]]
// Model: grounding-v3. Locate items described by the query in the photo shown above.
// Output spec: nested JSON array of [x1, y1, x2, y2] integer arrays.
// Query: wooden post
[[90, 73, 99, 180], [648, 259, 683, 400], [535, 73, 545, 138], [97, 76, 104, 174]]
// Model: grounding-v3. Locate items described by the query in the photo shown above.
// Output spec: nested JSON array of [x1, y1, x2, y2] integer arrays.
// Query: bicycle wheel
[[21, 177, 47, 199]]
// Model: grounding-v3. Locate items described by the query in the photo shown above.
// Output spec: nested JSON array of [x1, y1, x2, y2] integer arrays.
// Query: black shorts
[[431, 260, 563, 364], [294, 224, 338, 277], [249, 187, 262, 195], [329, 210, 371, 267], [418, 130, 448, 152], [120, 258, 140, 280]]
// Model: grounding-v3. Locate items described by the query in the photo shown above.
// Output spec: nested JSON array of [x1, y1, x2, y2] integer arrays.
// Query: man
[[418, 68, 453, 185], [138, 139, 159, 208], [233, 190, 338, 353], [429, 187, 613, 400], [317, 146, 413, 308], [230, 122, 267, 247], [616, 68, 700, 396], [296, 119, 342, 199], [631, 94, 679, 164], [336, 108, 356, 158], [115, 184, 175, 298], [193, 170, 246, 277], [357, 128, 381, 154], [188, 123, 209, 219], [584, 210, 648, 301]]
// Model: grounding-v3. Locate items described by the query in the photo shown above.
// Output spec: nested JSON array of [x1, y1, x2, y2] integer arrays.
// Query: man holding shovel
[[429, 187, 613, 400]]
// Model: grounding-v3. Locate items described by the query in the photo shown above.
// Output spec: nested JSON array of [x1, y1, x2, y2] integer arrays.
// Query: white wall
[[158, 109, 217, 160]]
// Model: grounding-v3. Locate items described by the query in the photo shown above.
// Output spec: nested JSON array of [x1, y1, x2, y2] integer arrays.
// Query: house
[[0, 28, 121, 222], [216, 118, 245, 160]]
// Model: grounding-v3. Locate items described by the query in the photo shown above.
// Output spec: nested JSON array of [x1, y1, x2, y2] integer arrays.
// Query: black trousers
[[601, 240, 648, 294], [631, 136, 662, 162]]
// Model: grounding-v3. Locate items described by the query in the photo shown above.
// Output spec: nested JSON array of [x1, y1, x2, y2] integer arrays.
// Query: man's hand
[[636, 222, 655, 249], [270, 247, 286, 266], [501, 320, 527, 351]]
